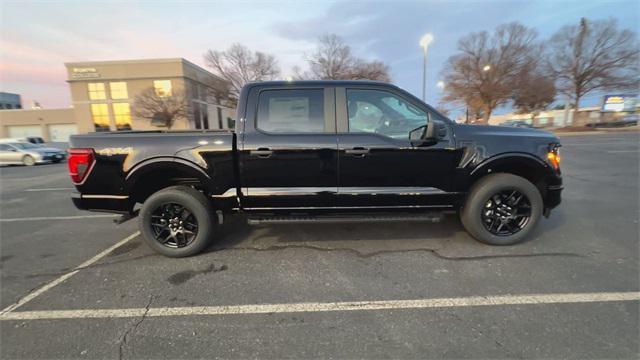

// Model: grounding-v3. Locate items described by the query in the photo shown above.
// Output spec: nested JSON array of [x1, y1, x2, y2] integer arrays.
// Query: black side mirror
[[409, 120, 438, 147], [409, 125, 426, 141]]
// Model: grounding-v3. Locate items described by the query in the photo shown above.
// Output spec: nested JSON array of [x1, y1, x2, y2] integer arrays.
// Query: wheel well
[[470, 157, 550, 198], [129, 167, 206, 203]]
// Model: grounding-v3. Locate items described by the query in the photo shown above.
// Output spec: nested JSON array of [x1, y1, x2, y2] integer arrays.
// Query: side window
[[0, 144, 12, 151], [346, 89, 429, 139], [257, 89, 325, 133]]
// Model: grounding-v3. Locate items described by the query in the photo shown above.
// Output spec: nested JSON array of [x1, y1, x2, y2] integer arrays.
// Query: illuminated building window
[[91, 103, 110, 131], [110, 82, 128, 99], [88, 83, 106, 100], [112, 103, 132, 131], [154, 80, 172, 97]]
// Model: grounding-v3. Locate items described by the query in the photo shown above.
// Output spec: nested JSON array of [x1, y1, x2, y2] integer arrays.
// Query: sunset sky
[[1, 0, 638, 113]]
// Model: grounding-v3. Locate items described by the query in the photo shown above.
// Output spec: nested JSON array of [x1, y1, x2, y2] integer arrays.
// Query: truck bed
[[69, 131, 237, 212]]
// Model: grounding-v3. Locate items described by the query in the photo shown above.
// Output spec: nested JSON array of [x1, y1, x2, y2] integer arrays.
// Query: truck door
[[335, 86, 462, 208], [239, 86, 338, 209]]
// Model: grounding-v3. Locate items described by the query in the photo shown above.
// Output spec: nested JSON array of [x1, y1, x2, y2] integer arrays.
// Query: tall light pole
[[419, 33, 434, 102]]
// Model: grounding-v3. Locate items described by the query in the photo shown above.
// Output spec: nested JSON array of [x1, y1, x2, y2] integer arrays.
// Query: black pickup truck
[[68, 80, 562, 257]]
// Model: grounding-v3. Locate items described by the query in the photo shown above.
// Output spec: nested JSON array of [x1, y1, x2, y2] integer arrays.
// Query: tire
[[22, 155, 35, 166], [460, 173, 543, 245], [139, 185, 215, 257]]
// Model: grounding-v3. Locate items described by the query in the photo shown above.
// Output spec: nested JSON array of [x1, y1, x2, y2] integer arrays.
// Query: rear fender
[[124, 157, 212, 194]]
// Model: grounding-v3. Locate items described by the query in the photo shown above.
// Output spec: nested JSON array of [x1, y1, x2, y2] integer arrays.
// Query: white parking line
[[0, 231, 140, 315], [606, 150, 638, 153], [1, 291, 638, 321], [0, 215, 118, 222], [24, 188, 73, 192]]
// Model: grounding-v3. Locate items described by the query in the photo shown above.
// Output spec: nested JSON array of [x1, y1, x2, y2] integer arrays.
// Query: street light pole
[[422, 45, 428, 102], [419, 33, 433, 102]]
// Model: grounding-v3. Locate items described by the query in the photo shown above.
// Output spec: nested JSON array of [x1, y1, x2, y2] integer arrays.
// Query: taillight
[[68, 148, 95, 184]]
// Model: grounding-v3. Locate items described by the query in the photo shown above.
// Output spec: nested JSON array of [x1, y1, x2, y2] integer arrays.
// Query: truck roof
[[246, 80, 395, 87]]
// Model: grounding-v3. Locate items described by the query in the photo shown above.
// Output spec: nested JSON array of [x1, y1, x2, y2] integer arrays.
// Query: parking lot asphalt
[[1, 132, 638, 359]]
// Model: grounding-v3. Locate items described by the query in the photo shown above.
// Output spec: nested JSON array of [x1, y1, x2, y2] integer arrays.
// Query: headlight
[[547, 146, 561, 171]]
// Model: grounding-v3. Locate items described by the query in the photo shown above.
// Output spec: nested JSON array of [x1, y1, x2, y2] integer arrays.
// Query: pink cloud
[[0, 62, 67, 86]]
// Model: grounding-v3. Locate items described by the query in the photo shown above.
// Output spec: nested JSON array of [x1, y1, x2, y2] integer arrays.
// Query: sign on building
[[602, 95, 636, 112], [71, 67, 100, 79]]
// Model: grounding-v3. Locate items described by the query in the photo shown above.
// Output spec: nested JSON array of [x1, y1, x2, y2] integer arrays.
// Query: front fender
[[469, 152, 553, 179]]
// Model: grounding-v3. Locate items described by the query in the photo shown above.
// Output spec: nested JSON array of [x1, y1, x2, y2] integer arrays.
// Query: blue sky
[[1, 0, 638, 113]]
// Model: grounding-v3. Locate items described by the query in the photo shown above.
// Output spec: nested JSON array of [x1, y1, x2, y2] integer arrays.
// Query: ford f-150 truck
[[68, 80, 562, 257]]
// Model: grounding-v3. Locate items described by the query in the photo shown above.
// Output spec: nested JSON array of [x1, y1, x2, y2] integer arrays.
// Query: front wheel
[[22, 155, 35, 166], [460, 173, 543, 245], [139, 186, 215, 257]]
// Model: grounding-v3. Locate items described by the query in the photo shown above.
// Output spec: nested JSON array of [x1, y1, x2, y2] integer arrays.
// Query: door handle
[[250, 148, 273, 158], [345, 147, 369, 157]]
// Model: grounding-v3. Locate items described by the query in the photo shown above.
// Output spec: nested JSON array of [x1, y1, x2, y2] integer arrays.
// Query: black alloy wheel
[[460, 173, 543, 246], [150, 202, 199, 248], [480, 190, 531, 236]]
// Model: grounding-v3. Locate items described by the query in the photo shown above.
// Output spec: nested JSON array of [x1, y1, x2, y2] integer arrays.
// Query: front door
[[240, 86, 338, 210], [335, 86, 462, 208]]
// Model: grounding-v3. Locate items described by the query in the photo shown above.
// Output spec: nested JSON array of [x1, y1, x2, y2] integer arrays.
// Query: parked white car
[[0, 141, 66, 166]]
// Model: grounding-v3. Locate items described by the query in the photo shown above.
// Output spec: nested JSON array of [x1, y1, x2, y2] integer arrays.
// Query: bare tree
[[204, 43, 280, 104], [133, 87, 189, 130], [300, 34, 391, 81], [512, 70, 557, 126], [547, 18, 640, 110], [349, 59, 391, 82], [441, 22, 540, 123]]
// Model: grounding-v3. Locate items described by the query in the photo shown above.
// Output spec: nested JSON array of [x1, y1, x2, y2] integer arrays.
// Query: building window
[[192, 102, 201, 129], [112, 103, 132, 131], [188, 80, 198, 99], [154, 80, 172, 97], [91, 103, 110, 131], [110, 82, 128, 100], [88, 83, 106, 100], [201, 103, 209, 129], [217, 106, 223, 129]]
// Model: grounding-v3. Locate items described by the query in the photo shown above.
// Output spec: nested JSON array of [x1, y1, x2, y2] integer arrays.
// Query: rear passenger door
[[239, 86, 338, 209]]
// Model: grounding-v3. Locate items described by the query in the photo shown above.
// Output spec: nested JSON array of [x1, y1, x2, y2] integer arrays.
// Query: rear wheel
[[461, 173, 543, 245], [22, 155, 35, 166], [139, 186, 215, 257]]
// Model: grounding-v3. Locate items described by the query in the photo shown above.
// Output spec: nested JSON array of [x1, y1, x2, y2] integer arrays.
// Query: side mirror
[[409, 121, 438, 147], [409, 125, 426, 141]]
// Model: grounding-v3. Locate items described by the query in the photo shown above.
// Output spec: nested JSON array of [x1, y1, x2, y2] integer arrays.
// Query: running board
[[247, 213, 443, 225]]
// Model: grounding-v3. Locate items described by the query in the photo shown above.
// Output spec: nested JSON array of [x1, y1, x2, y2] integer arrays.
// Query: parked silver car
[[0, 142, 66, 166]]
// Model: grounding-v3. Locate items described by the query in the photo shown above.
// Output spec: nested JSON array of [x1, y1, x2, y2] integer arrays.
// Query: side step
[[247, 213, 443, 225]]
